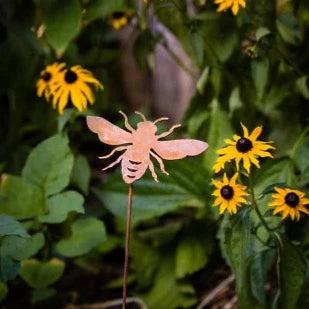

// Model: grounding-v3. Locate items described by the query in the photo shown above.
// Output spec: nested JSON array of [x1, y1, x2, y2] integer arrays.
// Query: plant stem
[[161, 40, 198, 79], [122, 184, 133, 309], [248, 176, 274, 233]]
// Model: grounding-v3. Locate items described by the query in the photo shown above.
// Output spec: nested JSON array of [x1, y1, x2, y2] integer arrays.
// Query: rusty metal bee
[[86, 111, 208, 184]]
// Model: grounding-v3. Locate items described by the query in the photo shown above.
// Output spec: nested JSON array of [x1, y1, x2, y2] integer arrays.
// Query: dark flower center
[[220, 185, 234, 200], [112, 12, 125, 19], [285, 192, 299, 208], [236, 137, 253, 153], [64, 70, 78, 84], [42, 72, 51, 82]]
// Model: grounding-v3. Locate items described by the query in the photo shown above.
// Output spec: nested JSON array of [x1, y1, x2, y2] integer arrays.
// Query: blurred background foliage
[[0, 0, 309, 308]]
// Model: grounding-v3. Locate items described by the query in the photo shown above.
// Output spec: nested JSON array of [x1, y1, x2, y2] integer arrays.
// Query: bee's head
[[137, 121, 157, 134]]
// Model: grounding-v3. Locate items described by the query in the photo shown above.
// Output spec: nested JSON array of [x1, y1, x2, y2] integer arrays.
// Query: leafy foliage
[[0, 0, 309, 308]]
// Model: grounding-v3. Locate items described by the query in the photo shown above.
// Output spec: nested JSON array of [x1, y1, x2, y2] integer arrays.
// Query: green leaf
[[56, 217, 106, 257], [278, 239, 306, 309], [251, 58, 269, 99], [138, 221, 182, 247], [94, 160, 209, 224], [20, 258, 65, 289], [22, 134, 74, 197], [0, 175, 45, 219], [292, 128, 309, 173], [130, 237, 161, 289], [133, 30, 156, 72], [223, 212, 265, 308], [276, 12, 302, 45], [0, 255, 20, 281], [139, 253, 197, 309], [296, 76, 309, 99], [58, 108, 74, 132], [190, 30, 204, 68], [0, 215, 28, 237], [39, 191, 84, 224], [0, 281, 8, 302], [1, 233, 45, 261], [196, 66, 210, 94], [71, 155, 91, 195], [42, 0, 82, 54], [258, 182, 287, 198], [175, 236, 210, 278], [32, 287, 56, 304], [153, 0, 198, 67], [203, 99, 233, 171], [229, 87, 243, 116], [256, 27, 271, 41], [85, 0, 127, 22], [254, 158, 295, 195]]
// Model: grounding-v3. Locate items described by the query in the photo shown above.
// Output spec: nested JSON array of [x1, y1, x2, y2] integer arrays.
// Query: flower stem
[[248, 176, 274, 233], [122, 184, 133, 309]]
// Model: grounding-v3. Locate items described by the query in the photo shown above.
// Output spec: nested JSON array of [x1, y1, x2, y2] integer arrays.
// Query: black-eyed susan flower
[[214, 0, 246, 15], [269, 187, 309, 221], [213, 123, 275, 174], [212, 173, 249, 214], [51, 65, 103, 114], [108, 12, 129, 30], [36, 62, 65, 100]]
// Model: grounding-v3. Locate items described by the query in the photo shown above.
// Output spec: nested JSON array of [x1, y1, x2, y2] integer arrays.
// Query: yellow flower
[[36, 63, 65, 100], [212, 173, 249, 214], [108, 12, 129, 30], [269, 187, 309, 221], [213, 123, 275, 174], [214, 0, 246, 15], [51, 65, 103, 114]]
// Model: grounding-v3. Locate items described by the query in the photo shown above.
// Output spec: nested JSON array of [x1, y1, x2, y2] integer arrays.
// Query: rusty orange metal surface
[[87, 111, 208, 183]]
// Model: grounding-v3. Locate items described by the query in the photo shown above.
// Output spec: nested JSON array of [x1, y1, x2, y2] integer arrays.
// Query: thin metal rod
[[122, 184, 133, 309]]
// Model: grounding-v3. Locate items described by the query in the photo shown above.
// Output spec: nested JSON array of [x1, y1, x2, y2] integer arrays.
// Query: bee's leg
[[102, 156, 123, 171], [150, 151, 169, 175], [98, 146, 127, 159], [148, 160, 159, 182], [157, 124, 181, 139], [119, 110, 135, 132]]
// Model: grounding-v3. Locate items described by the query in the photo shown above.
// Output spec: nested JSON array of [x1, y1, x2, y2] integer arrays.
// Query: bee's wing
[[153, 140, 208, 160], [86, 116, 132, 145]]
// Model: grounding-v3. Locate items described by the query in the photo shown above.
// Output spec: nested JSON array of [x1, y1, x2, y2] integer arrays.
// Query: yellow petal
[[233, 134, 241, 141], [58, 88, 69, 114], [239, 0, 246, 7], [240, 123, 249, 138], [212, 179, 223, 189], [269, 199, 284, 207], [298, 206, 309, 215], [230, 173, 238, 186], [274, 187, 286, 194], [78, 82, 95, 103], [242, 155, 251, 173], [224, 139, 236, 145], [219, 202, 227, 214], [70, 88, 84, 112], [273, 205, 287, 214], [231, 1, 239, 15], [301, 198, 309, 205], [213, 197, 222, 206], [282, 208, 290, 220], [249, 126, 262, 141], [290, 208, 295, 220]]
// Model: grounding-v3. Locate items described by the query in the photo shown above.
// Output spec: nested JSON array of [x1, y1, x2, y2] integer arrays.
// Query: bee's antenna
[[135, 111, 147, 121], [153, 117, 169, 124], [119, 110, 134, 132]]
